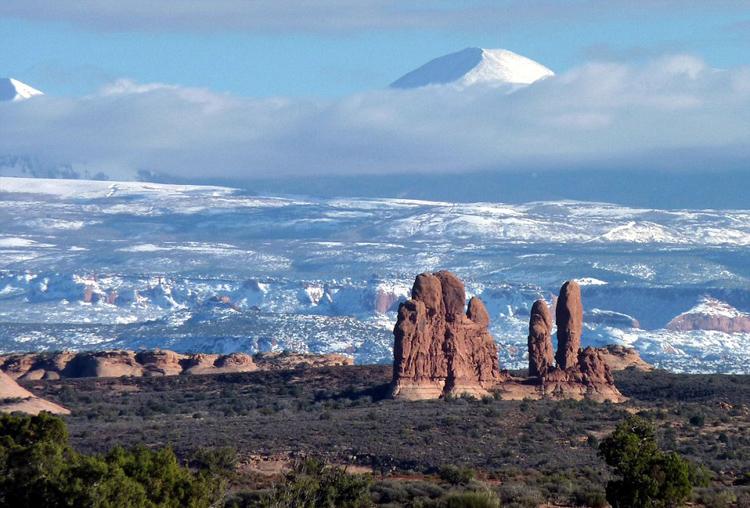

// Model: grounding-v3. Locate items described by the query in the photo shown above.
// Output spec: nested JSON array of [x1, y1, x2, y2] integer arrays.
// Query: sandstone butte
[[392, 272, 628, 402], [0, 350, 353, 382], [0, 370, 70, 415]]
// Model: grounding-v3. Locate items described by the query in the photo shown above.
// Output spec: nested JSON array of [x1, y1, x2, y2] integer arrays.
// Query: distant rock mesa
[[666, 297, 750, 333]]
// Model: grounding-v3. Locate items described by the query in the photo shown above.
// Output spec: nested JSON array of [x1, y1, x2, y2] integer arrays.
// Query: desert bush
[[689, 413, 705, 427], [191, 446, 237, 477], [371, 479, 445, 505], [260, 457, 372, 508], [440, 490, 500, 508], [439, 465, 476, 485], [599, 415, 698, 508], [572, 488, 608, 508], [696, 487, 737, 508], [497, 483, 545, 508]]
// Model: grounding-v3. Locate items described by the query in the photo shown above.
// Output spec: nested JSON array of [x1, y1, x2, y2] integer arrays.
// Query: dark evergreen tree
[[599, 415, 696, 508]]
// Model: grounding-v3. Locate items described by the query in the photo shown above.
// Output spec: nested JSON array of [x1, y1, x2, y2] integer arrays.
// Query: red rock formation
[[539, 346, 623, 402], [181, 354, 215, 374], [467, 297, 490, 328], [577, 347, 615, 386], [252, 352, 352, 370], [392, 271, 501, 400], [0, 371, 70, 415], [596, 345, 653, 372], [214, 352, 257, 372], [555, 280, 583, 370], [518, 281, 626, 402], [68, 351, 145, 378], [666, 297, 750, 333], [1, 354, 38, 380], [527, 299, 554, 377], [0, 350, 350, 379], [136, 350, 184, 376]]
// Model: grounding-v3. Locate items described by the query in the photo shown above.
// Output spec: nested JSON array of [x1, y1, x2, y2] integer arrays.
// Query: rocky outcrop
[[585, 309, 640, 329], [596, 345, 653, 372], [555, 280, 583, 370], [0, 370, 69, 415], [135, 350, 184, 376], [539, 347, 624, 402], [666, 297, 750, 333], [183, 353, 257, 375], [391, 274, 624, 403], [392, 271, 502, 400], [0, 350, 352, 380], [67, 351, 145, 378], [253, 352, 352, 370], [1, 351, 76, 381], [528, 280, 625, 402], [373, 286, 408, 314], [527, 299, 554, 377]]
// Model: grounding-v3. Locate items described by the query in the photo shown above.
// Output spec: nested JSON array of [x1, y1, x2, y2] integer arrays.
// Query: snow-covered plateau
[[1, 176, 749, 372]]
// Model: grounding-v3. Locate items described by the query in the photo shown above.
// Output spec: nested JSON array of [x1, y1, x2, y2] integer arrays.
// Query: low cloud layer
[[1, 1, 746, 33], [2, 55, 750, 181]]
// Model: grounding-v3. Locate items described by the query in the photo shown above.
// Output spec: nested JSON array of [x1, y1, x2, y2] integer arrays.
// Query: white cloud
[[2, 55, 750, 181], [1, 1, 747, 33]]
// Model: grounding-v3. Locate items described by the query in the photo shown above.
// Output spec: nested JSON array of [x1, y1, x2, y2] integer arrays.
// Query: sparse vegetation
[[599, 415, 700, 507], [0, 412, 225, 507], [253, 458, 372, 508], [12, 365, 750, 506]]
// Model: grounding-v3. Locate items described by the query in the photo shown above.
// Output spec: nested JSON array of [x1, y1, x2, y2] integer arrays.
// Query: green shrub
[[572, 488, 608, 508], [696, 487, 737, 508], [689, 414, 705, 427], [191, 446, 237, 477], [497, 483, 544, 507], [439, 465, 476, 485], [599, 415, 696, 508], [440, 490, 500, 508], [260, 457, 372, 508], [0, 412, 223, 508]]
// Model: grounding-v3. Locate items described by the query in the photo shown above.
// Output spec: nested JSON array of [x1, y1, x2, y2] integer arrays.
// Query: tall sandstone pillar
[[527, 299, 554, 377], [555, 280, 583, 370]]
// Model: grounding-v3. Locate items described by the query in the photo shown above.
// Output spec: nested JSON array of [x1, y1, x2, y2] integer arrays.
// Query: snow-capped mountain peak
[[0, 78, 44, 102], [390, 47, 554, 89]]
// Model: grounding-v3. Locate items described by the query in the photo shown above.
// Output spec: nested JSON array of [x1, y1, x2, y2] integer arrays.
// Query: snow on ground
[[1, 176, 750, 371], [576, 277, 608, 286], [0, 177, 232, 199], [676, 297, 749, 319]]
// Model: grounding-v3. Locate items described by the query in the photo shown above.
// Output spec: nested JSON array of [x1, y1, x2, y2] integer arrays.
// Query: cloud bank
[[2, 55, 750, 181], [1, 1, 746, 33]]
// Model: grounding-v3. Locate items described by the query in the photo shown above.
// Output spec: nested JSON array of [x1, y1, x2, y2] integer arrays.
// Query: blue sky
[[1, 1, 749, 97], [2, 1, 750, 184]]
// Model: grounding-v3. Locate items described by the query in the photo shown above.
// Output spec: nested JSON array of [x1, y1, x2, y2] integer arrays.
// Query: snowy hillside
[[391, 47, 554, 89], [0, 78, 43, 102], [0, 176, 749, 372]]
